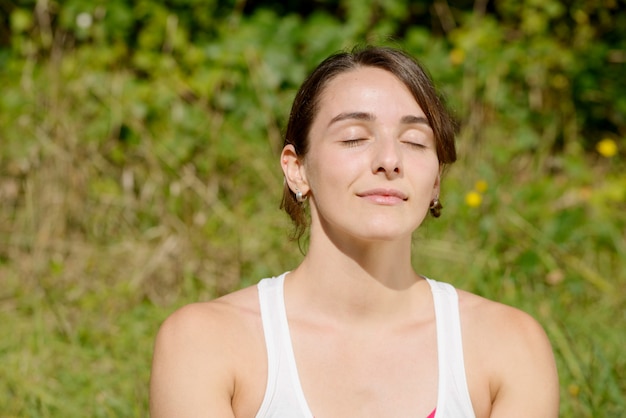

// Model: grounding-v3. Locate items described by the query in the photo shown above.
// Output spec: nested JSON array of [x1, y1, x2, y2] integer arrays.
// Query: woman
[[150, 45, 559, 417]]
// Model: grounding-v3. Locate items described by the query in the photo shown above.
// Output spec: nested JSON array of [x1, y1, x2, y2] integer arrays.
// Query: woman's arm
[[150, 303, 237, 418], [488, 307, 560, 418]]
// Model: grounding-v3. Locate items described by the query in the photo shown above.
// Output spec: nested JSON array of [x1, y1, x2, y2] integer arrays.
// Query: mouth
[[357, 188, 408, 204]]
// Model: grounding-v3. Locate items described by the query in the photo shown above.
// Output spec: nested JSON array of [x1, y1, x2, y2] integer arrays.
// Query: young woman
[[150, 46, 559, 417]]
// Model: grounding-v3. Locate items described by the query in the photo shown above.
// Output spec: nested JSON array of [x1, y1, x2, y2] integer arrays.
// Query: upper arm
[[488, 308, 559, 418], [149, 303, 236, 418]]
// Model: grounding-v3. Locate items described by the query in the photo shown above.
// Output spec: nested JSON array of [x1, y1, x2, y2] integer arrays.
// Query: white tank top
[[254, 273, 476, 418]]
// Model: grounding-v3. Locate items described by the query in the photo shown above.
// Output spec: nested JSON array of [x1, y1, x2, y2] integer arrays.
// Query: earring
[[429, 198, 442, 218], [295, 189, 307, 203]]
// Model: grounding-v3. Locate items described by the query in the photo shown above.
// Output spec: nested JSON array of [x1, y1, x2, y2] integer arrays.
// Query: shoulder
[[150, 285, 264, 417], [457, 289, 559, 417], [155, 284, 263, 359], [158, 284, 262, 340], [457, 289, 550, 347]]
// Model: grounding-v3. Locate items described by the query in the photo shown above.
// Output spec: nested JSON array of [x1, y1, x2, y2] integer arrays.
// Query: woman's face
[[294, 66, 441, 243]]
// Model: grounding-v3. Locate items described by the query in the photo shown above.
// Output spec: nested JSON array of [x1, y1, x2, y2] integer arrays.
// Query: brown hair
[[281, 45, 457, 239]]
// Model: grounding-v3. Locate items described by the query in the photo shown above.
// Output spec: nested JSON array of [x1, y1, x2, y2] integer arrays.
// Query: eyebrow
[[328, 112, 374, 127], [327, 112, 431, 127], [400, 115, 430, 126]]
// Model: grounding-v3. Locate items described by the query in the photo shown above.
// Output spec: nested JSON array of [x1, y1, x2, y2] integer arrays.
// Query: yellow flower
[[465, 191, 482, 207], [568, 383, 580, 397], [596, 138, 618, 158], [474, 180, 488, 193], [449, 48, 465, 66]]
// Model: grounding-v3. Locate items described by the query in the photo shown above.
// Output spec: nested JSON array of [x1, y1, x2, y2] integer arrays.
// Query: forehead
[[316, 66, 423, 118]]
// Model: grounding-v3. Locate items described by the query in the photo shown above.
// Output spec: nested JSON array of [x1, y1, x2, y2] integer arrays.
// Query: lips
[[357, 188, 408, 204]]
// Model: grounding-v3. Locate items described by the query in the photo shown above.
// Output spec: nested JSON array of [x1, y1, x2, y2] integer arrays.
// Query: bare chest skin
[[289, 316, 439, 418], [229, 287, 493, 418], [231, 317, 438, 417]]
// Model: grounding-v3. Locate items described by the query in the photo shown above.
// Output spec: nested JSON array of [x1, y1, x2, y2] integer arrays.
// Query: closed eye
[[400, 125, 433, 150], [343, 138, 366, 148], [402, 141, 428, 149]]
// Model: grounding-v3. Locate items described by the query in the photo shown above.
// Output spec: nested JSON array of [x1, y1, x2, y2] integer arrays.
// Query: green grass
[[1, 5, 625, 416]]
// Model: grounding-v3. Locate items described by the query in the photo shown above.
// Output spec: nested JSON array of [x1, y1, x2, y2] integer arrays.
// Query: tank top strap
[[426, 278, 476, 418], [255, 274, 313, 418]]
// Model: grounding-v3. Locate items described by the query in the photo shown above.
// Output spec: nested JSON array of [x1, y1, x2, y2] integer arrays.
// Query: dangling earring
[[295, 189, 307, 203], [429, 198, 442, 218]]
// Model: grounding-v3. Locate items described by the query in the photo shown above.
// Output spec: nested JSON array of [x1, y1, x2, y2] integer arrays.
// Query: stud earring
[[429, 198, 442, 218], [295, 189, 307, 203]]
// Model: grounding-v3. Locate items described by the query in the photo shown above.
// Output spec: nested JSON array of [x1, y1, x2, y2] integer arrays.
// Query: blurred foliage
[[0, 0, 624, 416]]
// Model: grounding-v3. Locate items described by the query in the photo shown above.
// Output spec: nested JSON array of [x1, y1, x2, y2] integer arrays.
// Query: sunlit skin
[[279, 68, 445, 416], [290, 67, 441, 244], [281, 67, 441, 297], [149, 65, 559, 418]]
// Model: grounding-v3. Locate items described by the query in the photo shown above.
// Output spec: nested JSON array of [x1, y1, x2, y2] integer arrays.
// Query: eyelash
[[403, 141, 427, 149], [343, 139, 365, 147], [342, 139, 428, 149]]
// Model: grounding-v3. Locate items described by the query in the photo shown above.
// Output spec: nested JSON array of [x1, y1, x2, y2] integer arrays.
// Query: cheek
[[411, 159, 440, 190], [305, 149, 358, 189]]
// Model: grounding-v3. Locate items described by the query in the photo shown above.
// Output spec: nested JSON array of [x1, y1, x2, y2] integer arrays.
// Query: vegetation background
[[1, 0, 624, 416]]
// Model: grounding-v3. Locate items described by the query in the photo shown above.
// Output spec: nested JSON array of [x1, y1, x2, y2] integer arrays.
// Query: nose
[[372, 136, 402, 177]]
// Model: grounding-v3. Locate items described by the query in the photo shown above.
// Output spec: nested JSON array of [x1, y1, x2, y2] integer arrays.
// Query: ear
[[281, 144, 310, 195], [431, 168, 442, 201]]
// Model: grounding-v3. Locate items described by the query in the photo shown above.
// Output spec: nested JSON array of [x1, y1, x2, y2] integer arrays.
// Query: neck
[[286, 225, 427, 325]]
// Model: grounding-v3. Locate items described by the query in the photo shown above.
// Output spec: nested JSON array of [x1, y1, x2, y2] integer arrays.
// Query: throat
[[285, 265, 432, 328]]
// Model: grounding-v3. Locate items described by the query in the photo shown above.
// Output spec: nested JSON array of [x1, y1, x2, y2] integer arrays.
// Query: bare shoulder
[[457, 290, 552, 346], [157, 285, 262, 341], [150, 285, 264, 418], [457, 290, 559, 418]]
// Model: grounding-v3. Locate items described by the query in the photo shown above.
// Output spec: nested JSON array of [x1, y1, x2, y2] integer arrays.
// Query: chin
[[351, 224, 419, 243], [364, 217, 426, 237], [315, 212, 426, 244]]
